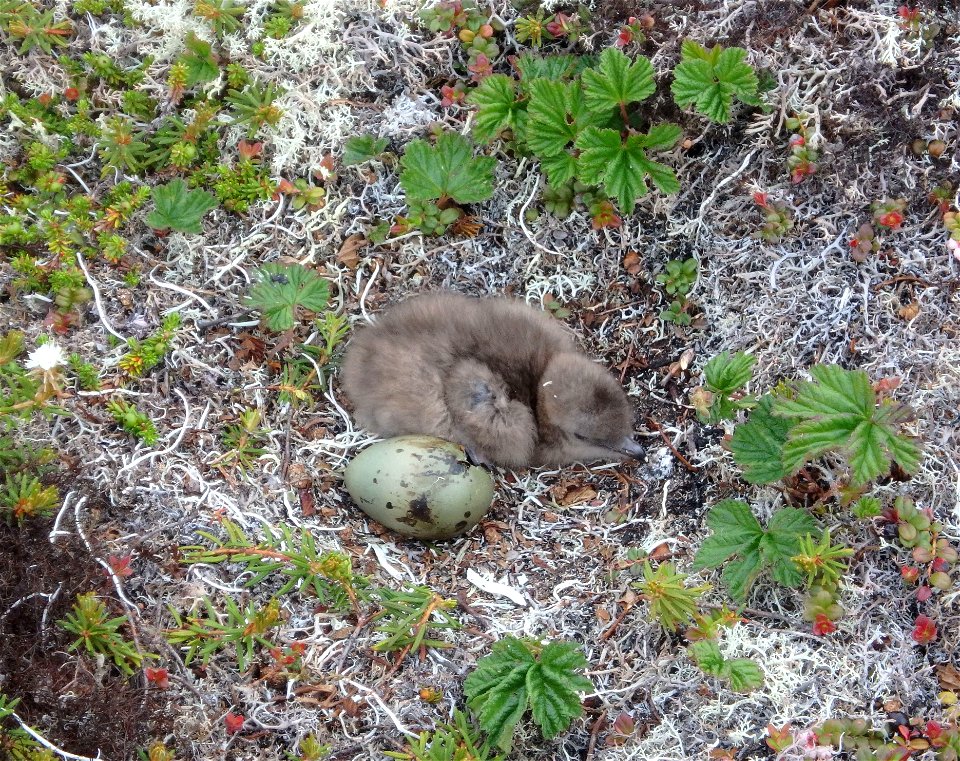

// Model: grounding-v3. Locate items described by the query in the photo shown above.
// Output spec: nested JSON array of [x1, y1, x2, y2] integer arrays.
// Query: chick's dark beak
[[618, 436, 646, 461]]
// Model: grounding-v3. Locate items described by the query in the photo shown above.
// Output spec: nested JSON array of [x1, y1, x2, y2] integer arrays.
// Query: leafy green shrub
[[106, 398, 158, 444], [386, 709, 503, 761], [691, 351, 756, 423], [468, 48, 680, 216], [464, 636, 592, 752], [0, 693, 54, 759], [1, 473, 59, 525], [398, 131, 495, 234], [118, 313, 181, 377], [688, 639, 763, 692], [634, 561, 709, 631], [343, 134, 389, 166], [166, 596, 281, 670], [59, 592, 148, 675]]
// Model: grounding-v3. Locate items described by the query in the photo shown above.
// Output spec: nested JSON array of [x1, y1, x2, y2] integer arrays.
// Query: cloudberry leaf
[[671, 41, 759, 123], [575, 126, 679, 212], [693, 500, 816, 602], [730, 395, 793, 483], [525, 79, 605, 183], [467, 74, 526, 143], [724, 659, 764, 692], [145, 178, 217, 234], [181, 33, 219, 87], [515, 53, 577, 84], [342, 134, 388, 166], [465, 637, 592, 752], [399, 131, 495, 204], [773, 364, 922, 486], [244, 263, 329, 332], [704, 351, 756, 395], [581, 47, 655, 114]]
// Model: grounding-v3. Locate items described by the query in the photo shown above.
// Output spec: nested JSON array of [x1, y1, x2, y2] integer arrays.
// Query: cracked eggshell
[[343, 435, 494, 540]]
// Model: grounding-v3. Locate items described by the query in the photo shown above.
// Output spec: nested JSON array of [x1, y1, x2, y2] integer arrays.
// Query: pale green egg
[[343, 435, 494, 540]]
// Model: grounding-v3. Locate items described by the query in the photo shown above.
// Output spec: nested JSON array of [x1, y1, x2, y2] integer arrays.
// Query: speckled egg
[[343, 435, 494, 540]]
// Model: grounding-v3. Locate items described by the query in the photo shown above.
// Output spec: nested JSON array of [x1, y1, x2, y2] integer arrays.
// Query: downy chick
[[341, 292, 644, 469]]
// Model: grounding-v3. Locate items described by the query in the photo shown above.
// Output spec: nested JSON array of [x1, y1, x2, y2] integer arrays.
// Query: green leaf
[[244, 263, 330, 332], [693, 499, 763, 569], [638, 123, 684, 151], [581, 47, 655, 114], [526, 79, 604, 157], [730, 395, 793, 483], [694, 500, 816, 602], [540, 152, 578, 185], [465, 637, 592, 752], [671, 41, 758, 123], [723, 659, 764, 692], [688, 640, 725, 676], [343, 134, 388, 166], [761, 507, 817, 588], [704, 351, 756, 395], [145, 178, 217, 234], [181, 33, 219, 86], [575, 127, 678, 212], [773, 365, 922, 486], [399, 131, 495, 205], [467, 75, 526, 143], [515, 53, 577, 83], [689, 640, 763, 692]]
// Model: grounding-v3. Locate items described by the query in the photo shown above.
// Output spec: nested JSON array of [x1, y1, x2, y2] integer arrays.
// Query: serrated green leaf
[[467, 75, 526, 143], [465, 637, 591, 752], [694, 500, 817, 602], [720, 551, 764, 603], [574, 127, 678, 212], [730, 395, 793, 484], [671, 41, 758, 123], [689, 640, 725, 675], [343, 134, 388, 166], [244, 263, 330, 332], [638, 123, 683, 151], [540, 152, 578, 185], [399, 131, 495, 204], [516, 53, 577, 83], [723, 659, 764, 691], [761, 507, 817, 588], [582, 48, 655, 114], [145, 178, 217, 234], [705, 351, 756, 395], [526, 78, 605, 164], [181, 33, 219, 86], [773, 365, 922, 485]]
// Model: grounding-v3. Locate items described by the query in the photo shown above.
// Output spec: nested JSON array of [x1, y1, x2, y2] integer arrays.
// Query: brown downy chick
[[341, 292, 644, 469]]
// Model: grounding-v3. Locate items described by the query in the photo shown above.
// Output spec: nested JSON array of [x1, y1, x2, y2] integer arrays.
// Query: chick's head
[[537, 353, 644, 464]]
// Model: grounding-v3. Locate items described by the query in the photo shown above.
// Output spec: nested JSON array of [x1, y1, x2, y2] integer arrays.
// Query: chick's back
[[341, 292, 573, 437]]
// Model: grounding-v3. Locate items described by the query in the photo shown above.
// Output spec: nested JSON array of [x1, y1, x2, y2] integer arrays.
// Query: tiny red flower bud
[[225, 712, 245, 734], [64, 87, 80, 101]]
